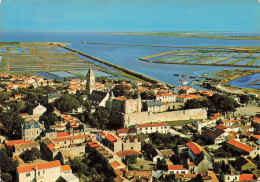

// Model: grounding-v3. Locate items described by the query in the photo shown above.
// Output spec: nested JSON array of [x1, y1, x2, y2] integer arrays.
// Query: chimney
[[230, 168, 234, 175], [134, 138, 138, 142], [126, 138, 130, 143]]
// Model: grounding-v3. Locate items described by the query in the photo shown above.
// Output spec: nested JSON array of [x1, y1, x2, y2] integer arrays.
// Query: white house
[[168, 165, 189, 174], [16, 161, 79, 182], [136, 123, 170, 134], [156, 93, 176, 102], [30, 104, 47, 116]]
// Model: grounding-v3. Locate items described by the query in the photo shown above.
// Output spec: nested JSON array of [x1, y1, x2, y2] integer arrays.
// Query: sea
[[0, 31, 259, 90]]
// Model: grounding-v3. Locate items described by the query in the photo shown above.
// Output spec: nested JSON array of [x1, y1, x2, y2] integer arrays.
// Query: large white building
[[136, 123, 170, 134], [16, 160, 79, 182]]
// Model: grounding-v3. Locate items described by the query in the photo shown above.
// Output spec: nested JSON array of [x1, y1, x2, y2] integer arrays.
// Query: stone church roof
[[88, 90, 108, 105]]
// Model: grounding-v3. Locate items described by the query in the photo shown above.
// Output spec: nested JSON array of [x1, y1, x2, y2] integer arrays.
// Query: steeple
[[137, 90, 141, 98], [86, 68, 95, 95], [110, 89, 115, 98]]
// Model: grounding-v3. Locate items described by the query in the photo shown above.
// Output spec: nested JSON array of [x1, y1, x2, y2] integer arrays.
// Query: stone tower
[[108, 89, 115, 109], [86, 68, 95, 95], [137, 91, 142, 112]]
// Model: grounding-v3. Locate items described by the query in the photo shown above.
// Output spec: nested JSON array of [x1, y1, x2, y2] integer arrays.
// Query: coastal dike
[[58, 44, 173, 87], [111, 108, 207, 127]]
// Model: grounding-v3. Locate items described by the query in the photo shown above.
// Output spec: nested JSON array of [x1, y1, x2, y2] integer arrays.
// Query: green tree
[[39, 113, 58, 129], [240, 95, 249, 106], [0, 110, 25, 139], [91, 107, 111, 130], [0, 149, 18, 182], [25, 92, 38, 103], [127, 155, 137, 164], [56, 94, 80, 113], [157, 158, 167, 170], [19, 148, 41, 162], [10, 100, 27, 113]]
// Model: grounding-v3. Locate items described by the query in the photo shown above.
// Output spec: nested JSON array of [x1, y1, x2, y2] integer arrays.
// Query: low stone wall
[[111, 108, 207, 127]]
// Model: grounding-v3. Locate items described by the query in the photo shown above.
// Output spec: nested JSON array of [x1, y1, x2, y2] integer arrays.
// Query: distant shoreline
[[108, 32, 260, 40]]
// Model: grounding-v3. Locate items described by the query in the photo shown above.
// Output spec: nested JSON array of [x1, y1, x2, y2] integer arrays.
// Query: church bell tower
[[86, 68, 95, 95]]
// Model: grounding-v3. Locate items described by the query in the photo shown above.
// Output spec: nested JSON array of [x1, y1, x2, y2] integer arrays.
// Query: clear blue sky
[[0, 0, 259, 32]]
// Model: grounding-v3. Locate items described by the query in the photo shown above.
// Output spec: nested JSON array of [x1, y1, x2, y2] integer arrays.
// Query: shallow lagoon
[[0, 31, 259, 89]]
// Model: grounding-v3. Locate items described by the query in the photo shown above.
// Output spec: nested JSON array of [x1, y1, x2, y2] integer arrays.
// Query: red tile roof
[[117, 150, 142, 157], [159, 93, 175, 97], [6, 140, 33, 147], [216, 124, 227, 131], [57, 132, 69, 137], [61, 165, 71, 172], [137, 123, 169, 128], [88, 141, 99, 148], [17, 160, 61, 173], [117, 128, 129, 134], [253, 118, 260, 124], [252, 135, 260, 140], [52, 134, 89, 142], [48, 143, 55, 149], [186, 142, 203, 155], [106, 134, 117, 143], [227, 139, 255, 153], [188, 162, 196, 166], [168, 165, 188, 170], [110, 161, 121, 168], [211, 113, 223, 120], [239, 174, 255, 181], [116, 97, 128, 101]]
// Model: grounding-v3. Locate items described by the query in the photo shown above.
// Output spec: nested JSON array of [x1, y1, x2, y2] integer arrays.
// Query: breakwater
[[58, 44, 173, 87]]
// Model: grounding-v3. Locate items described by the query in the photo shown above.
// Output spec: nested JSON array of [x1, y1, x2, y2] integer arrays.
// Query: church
[[86, 68, 207, 127]]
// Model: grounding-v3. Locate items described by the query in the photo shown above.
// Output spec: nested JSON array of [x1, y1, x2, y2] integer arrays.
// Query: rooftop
[[61, 165, 72, 172], [6, 139, 33, 147], [117, 150, 142, 157], [168, 165, 187, 170], [227, 139, 255, 153], [137, 123, 169, 128], [186, 142, 203, 155], [17, 160, 61, 173]]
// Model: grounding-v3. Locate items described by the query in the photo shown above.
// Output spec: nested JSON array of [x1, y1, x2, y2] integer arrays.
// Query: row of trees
[[68, 151, 115, 181], [183, 93, 240, 116], [0, 109, 25, 140], [148, 132, 189, 150]]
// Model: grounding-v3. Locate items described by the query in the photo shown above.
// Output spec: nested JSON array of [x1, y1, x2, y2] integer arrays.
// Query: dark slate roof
[[24, 122, 40, 130], [48, 92, 61, 100], [202, 129, 225, 140], [146, 100, 163, 107], [89, 90, 108, 105], [235, 157, 256, 169]]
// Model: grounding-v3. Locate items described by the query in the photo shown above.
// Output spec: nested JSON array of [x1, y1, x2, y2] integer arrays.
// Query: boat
[[173, 74, 179, 76], [182, 74, 189, 77], [182, 81, 188, 85]]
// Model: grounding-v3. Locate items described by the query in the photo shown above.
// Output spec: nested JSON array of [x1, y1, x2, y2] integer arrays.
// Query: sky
[[0, 0, 260, 32]]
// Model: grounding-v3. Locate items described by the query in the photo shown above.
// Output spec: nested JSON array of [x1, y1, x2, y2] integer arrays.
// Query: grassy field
[[163, 119, 203, 127]]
